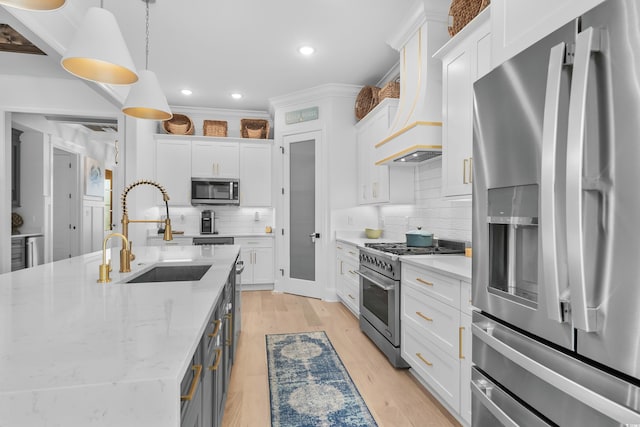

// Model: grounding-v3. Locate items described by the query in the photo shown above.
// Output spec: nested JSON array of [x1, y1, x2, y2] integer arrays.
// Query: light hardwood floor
[[222, 291, 460, 427]]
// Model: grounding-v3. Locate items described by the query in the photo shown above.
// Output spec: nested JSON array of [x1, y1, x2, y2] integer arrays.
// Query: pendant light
[[61, 2, 138, 85], [0, 0, 65, 10], [122, 0, 172, 120]]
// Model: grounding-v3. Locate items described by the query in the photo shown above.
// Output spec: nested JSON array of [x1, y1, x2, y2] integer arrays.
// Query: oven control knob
[[386, 264, 393, 272]]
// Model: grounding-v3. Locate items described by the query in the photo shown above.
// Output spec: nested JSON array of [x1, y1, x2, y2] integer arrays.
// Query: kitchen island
[[0, 244, 240, 426]]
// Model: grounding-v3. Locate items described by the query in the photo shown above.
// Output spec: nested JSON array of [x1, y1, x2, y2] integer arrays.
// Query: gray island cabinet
[[0, 245, 240, 427]]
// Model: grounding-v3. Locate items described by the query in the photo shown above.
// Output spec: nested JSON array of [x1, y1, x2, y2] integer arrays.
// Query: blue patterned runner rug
[[266, 331, 378, 427]]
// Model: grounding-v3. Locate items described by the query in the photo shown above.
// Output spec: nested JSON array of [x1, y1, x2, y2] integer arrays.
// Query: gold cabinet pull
[[459, 326, 465, 360], [337, 246, 343, 250], [416, 353, 433, 367], [180, 364, 203, 401], [348, 294, 355, 300], [416, 277, 434, 286], [340, 260, 344, 275], [208, 319, 222, 338], [348, 270, 357, 276], [469, 157, 473, 183], [416, 311, 433, 322], [348, 251, 356, 255], [225, 313, 233, 346], [463, 158, 469, 184], [209, 349, 223, 371]]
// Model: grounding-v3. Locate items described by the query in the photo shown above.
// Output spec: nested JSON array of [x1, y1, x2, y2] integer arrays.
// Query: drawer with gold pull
[[402, 281, 460, 359], [402, 264, 462, 309], [402, 321, 460, 412]]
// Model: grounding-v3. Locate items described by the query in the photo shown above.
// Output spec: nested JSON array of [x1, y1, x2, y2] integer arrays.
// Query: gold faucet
[[97, 233, 130, 283], [120, 179, 173, 272]]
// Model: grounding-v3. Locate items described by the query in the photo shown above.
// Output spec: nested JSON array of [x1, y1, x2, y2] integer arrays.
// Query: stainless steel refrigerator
[[472, 0, 640, 425]]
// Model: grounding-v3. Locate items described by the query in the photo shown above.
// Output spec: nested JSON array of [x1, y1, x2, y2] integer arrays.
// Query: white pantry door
[[280, 131, 324, 299]]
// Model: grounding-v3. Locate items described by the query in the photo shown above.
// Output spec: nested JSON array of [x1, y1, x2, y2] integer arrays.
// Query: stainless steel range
[[357, 239, 465, 368]]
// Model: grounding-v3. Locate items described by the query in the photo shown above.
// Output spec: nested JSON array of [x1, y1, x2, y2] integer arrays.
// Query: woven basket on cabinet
[[203, 120, 228, 137], [163, 113, 194, 135], [447, 0, 490, 37], [240, 119, 270, 139], [379, 81, 400, 101], [355, 85, 380, 120]]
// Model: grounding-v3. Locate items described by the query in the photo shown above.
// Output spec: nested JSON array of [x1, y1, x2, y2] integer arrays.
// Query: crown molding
[[269, 83, 361, 113]]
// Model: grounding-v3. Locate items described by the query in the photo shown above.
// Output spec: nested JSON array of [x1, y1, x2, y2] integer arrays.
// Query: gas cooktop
[[364, 240, 465, 256]]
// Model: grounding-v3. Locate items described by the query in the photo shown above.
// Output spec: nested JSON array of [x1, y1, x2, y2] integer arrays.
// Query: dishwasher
[[192, 236, 234, 246]]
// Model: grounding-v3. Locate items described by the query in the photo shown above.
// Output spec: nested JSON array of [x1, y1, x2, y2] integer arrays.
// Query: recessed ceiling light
[[181, 89, 192, 95], [231, 93, 243, 100], [298, 46, 315, 56]]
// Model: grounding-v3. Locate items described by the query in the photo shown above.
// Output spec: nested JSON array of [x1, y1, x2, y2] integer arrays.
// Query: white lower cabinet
[[401, 262, 472, 426], [235, 237, 274, 286], [335, 241, 360, 315], [335, 242, 360, 315]]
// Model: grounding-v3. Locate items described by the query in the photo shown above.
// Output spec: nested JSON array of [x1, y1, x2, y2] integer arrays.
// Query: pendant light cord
[[145, 0, 150, 70]]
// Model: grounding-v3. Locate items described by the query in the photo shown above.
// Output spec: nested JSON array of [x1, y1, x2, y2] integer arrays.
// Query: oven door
[[357, 266, 399, 346]]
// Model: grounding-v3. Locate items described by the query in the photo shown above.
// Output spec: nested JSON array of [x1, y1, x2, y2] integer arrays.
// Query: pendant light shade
[[0, 0, 65, 10], [122, 70, 172, 120], [61, 7, 138, 85]]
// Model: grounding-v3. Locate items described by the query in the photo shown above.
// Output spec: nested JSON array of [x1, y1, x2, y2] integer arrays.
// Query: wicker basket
[[355, 85, 380, 120], [203, 120, 228, 137], [241, 119, 270, 139], [379, 81, 400, 101], [448, 0, 485, 37], [163, 113, 194, 135]]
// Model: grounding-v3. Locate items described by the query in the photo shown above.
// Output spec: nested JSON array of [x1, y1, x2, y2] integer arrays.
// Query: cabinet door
[[460, 313, 473, 425], [156, 138, 191, 205], [251, 247, 274, 284], [238, 247, 251, 284], [192, 141, 239, 178], [240, 143, 272, 207], [442, 47, 473, 197]]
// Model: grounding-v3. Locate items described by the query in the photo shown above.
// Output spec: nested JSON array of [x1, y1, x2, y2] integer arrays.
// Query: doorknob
[[309, 232, 320, 243]]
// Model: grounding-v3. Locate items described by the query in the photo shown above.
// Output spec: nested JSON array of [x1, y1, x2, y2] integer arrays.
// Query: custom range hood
[[374, 9, 448, 166]]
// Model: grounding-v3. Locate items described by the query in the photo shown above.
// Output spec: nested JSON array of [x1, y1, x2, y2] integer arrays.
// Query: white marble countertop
[[401, 255, 472, 281], [10, 232, 44, 239], [0, 244, 240, 426], [147, 232, 275, 239], [335, 232, 471, 281]]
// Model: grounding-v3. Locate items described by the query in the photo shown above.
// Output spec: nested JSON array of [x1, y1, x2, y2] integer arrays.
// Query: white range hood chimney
[[374, 5, 449, 166]]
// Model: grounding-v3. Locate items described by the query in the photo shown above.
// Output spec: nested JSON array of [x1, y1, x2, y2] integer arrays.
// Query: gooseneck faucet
[[97, 233, 130, 283], [120, 179, 173, 272]]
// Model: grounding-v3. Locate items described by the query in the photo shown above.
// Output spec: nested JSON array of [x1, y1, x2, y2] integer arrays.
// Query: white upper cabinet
[[155, 137, 191, 206], [191, 140, 239, 179], [239, 142, 272, 207], [435, 9, 491, 198], [356, 98, 414, 205], [491, 0, 606, 66]]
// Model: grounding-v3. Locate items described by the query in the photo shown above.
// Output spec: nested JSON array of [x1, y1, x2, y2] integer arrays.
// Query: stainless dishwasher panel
[[26, 235, 44, 267], [193, 236, 234, 246], [472, 311, 640, 427]]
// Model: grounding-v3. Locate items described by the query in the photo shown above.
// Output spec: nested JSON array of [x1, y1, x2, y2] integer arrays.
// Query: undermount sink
[[125, 264, 212, 283]]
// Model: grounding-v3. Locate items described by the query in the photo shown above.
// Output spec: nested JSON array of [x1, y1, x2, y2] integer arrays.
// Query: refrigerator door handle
[[541, 42, 568, 323], [472, 322, 640, 424], [471, 368, 551, 427], [566, 26, 602, 332]]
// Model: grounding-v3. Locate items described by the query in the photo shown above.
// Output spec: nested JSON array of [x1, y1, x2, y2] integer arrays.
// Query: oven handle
[[355, 270, 394, 291]]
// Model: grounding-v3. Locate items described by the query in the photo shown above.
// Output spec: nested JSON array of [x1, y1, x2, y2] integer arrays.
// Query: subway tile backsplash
[[151, 206, 274, 235], [380, 159, 472, 242]]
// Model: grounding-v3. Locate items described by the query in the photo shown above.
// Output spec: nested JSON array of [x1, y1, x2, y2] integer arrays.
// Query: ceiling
[[0, 0, 422, 112]]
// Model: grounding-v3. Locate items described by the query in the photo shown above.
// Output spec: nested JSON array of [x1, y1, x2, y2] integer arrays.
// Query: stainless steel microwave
[[191, 178, 239, 205]]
